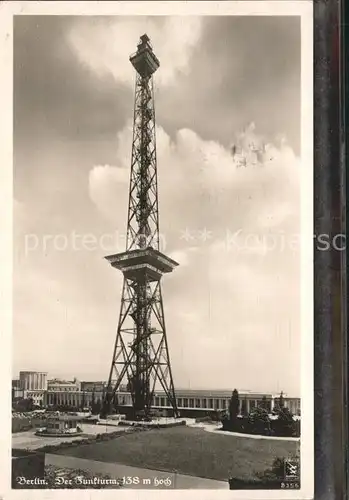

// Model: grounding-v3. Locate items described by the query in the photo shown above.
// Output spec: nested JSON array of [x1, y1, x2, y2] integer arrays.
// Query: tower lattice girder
[[101, 35, 179, 419]]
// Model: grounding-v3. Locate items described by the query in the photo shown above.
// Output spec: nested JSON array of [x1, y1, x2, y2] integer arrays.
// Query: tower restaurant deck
[[105, 247, 179, 281]]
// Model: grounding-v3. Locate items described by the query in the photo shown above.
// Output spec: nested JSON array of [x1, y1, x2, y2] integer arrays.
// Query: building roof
[[152, 389, 275, 398], [20, 371, 48, 375], [44, 386, 299, 399]]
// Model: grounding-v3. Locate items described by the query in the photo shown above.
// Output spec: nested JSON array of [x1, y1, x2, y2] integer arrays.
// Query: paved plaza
[[12, 423, 122, 450]]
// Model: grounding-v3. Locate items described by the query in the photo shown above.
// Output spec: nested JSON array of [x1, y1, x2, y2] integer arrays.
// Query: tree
[[91, 397, 102, 415], [248, 406, 272, 435], [261, 396, 268, 411], [275, 405, 295, 436], [229, 389, 240, 423], [14, 397, 34, 412]]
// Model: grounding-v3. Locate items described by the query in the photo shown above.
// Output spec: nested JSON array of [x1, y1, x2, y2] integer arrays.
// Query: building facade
[[44, 388, 301, 416], [80, 381, 107, 392], [45, 390, 103, 407], [12, 388, 25, 400], [47, 378, 81, 392], [19, 371, 48, 391], [25, 390, 46, 407]]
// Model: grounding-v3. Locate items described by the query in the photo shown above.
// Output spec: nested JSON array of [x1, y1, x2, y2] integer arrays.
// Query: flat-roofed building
[[36, 415, 83, 436], [80, 381, 107, 392], [47, 378, 81, 392], [44, 389, 104, 408], [101, 389, 301, 417], [19, 371, 48, 391], [42, 385, 300, 417]]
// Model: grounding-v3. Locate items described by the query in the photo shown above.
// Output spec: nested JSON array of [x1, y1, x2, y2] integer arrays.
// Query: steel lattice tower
[[100, 35, 179, 420]]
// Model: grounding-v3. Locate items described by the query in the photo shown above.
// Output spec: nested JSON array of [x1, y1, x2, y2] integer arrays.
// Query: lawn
[[53, 426, 299, 481]]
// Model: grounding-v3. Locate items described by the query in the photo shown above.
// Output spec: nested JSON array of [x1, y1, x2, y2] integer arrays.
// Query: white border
[[0, 2, 314, 499]]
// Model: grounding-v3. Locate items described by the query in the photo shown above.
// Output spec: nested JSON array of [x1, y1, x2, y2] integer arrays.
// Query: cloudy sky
[[13, 15, 301, 396]]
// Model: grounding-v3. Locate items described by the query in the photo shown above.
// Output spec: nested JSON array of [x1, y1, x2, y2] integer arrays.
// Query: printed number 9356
[[281, 482, 300, 489]]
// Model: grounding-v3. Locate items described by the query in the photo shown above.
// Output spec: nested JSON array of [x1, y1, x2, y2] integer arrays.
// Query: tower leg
[[101, 278, 178, 420]]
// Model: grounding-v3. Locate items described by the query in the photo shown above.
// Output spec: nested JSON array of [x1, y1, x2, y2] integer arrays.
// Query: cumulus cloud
[[168, 246, 199, 268], [88, 122, 300, 243], [86, 123, 301, 395], [89, 164, 129, 221], [66, 17, 203, 87]]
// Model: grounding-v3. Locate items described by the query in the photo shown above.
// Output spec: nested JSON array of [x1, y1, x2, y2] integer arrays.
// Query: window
[[195, 399, 201, 408], [202, 398, 207, 408], [183, 398, 188, 407], [209, 399, 213, 409], [177, 398, 182, 407], [215, 399, 220, 409], [155, 397, 160, 406], [166, 398, 170, 407], [189, 398, 194, 408]]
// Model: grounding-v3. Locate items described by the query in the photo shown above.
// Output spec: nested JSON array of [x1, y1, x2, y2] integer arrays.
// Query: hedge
[[221, 416, 300, 438]]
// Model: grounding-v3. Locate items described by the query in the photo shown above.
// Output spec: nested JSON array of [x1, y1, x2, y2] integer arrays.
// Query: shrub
[[273, 407, 298, 437], [256, 457, 285, 481], [221, 415, 246, 433], [248, 407, 272, 435], [256, 453, 300, 482], [221, 408, 300, 437]]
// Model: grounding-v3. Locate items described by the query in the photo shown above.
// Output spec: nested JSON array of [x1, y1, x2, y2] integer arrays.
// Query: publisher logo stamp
[[284, 459, 300, 480]]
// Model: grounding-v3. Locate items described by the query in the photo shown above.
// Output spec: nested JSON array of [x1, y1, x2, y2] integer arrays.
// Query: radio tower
[[100, 35, 179, 420]]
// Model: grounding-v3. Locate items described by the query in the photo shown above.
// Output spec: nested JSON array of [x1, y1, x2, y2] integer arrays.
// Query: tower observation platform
[[105, 248, 178, 282], [130, 34, 160, 77], [101, 35, 179, 420]]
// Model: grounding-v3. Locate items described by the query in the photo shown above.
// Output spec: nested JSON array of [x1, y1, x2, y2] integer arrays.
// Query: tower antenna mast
[[100, 34, 179, 420]]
